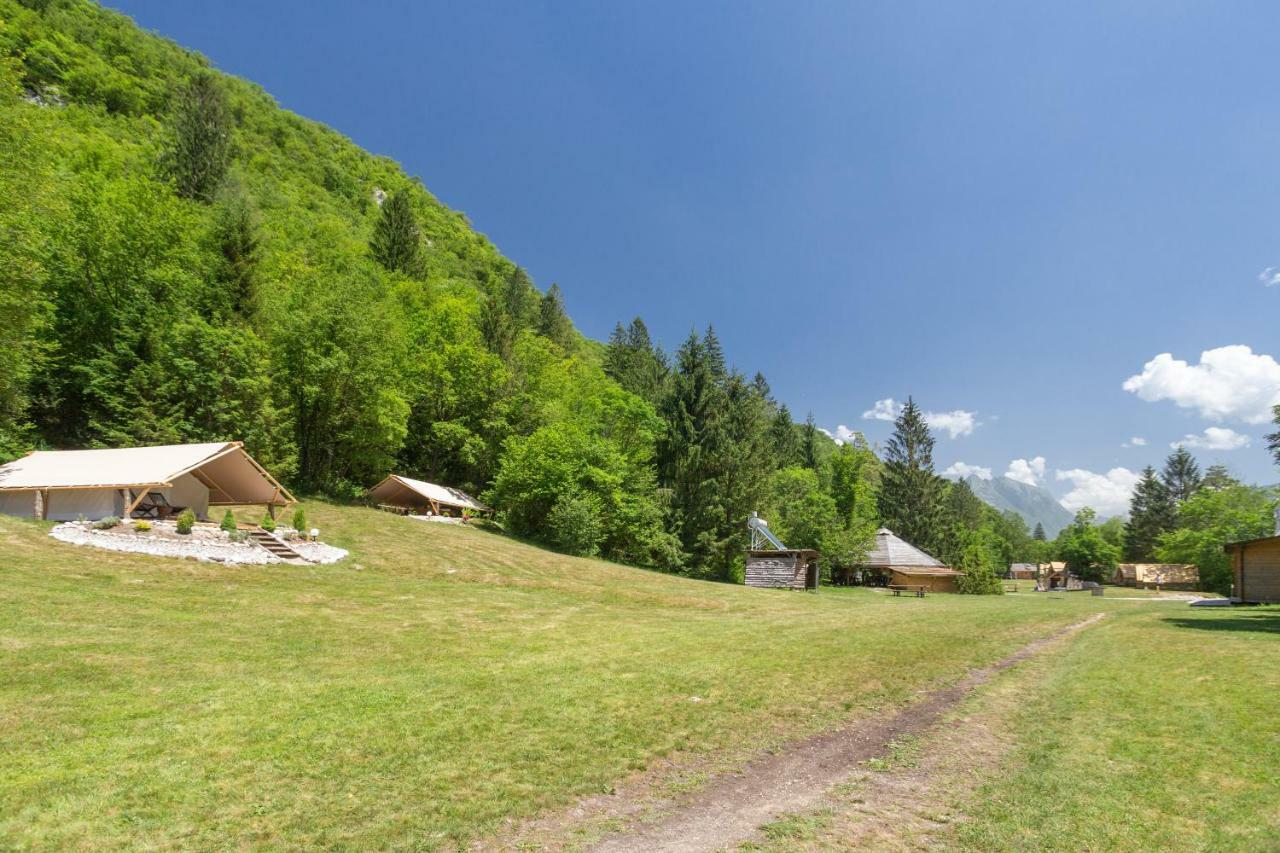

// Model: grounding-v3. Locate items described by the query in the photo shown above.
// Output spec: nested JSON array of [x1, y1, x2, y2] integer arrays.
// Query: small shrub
[[220, 509, 237, 532], [133, 520, 152, 532], [175, 509, 196, 535], [291, 507, 307, 533], [228, 530, 247, 542], [260, 513, 276, 533], [92, 516, 121, 530]]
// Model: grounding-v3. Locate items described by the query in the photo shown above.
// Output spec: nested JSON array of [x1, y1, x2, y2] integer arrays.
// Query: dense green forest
[[1, 0, 1274, 588]]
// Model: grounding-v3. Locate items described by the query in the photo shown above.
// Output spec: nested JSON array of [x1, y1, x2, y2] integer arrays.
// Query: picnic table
[[888, 584, 927, 598]]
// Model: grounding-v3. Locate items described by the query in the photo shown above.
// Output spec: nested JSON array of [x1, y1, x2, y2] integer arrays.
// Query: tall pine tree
[[166, 71, 230, 202], [537, 283, 575, 350], [603, 317, 668, 404], [769, 404, 801, 467], [370, 191, 422, 276], [1033, 522, 1047, 541], [1162, 446, 1203, 505], [1123, 465, 1176, 560], [877, 397, 944, 553], [659, 329, 729, 576]]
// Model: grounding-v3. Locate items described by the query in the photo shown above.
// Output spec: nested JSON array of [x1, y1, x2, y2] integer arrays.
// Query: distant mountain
[[965, 476, 1074, 538]]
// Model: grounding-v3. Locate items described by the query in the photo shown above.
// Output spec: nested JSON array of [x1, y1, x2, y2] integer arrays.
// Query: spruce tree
[[212, 182, 260, 319], [603, 317, 668, 404], [1202, 464, 1239, 491], [877, 397, 944, 553], [1033, 521, 1047, 541], [1123, 466, 1176, 560], [659, 329, 729, 576], [769, 404, 801, 467], [537, 283, 575, 349], [1162, 446, 1203, 504], [370, 191, 422, 276], [801, 412, 820, 470], [167, 71, 231, 202]]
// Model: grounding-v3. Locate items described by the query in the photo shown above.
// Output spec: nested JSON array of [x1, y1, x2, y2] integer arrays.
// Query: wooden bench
[[888, 584, 927, 598]]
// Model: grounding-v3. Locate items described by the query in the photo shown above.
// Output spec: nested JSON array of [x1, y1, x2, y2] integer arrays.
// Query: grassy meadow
[[0, 502, 1138, 849], [949, 604, 1280, 850]]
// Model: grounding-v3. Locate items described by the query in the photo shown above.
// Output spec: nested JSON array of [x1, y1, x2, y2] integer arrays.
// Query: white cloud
[[1121, 436, 1147, 448], [1055, 467, 1141, 516], [1005, 456, 1046, 486], [860, 398, 980, 438], [833, 424, 861, 445], [861, 398, 901, 422], [1172, 427, 1251, 451], [1122, 345, 1280, 424], [943, 462, 992, 480], [926, 410, 979, 438], [1259, 267, 1280, 287]]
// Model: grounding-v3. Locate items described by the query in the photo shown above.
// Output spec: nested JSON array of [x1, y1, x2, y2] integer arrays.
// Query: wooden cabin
[[859, 528, 961, 593], [0, 442, 294, 522], [1225, 533, 1280, 603], [745, 549, 820, 590], [366, 474, 490, 518], [1112, 563, 1199, 590], [1008, 562, 1039, 580]]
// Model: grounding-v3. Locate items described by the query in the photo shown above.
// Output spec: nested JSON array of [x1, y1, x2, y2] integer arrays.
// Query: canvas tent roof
[[1117, 563, 1198, 584], [367, 475, 489, 512], [0, 442, 294, 506], [861, 528, 955, 573]]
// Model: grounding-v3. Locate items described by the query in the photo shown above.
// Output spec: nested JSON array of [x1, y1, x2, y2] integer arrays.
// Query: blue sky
[[108, 1, 1280, 514]]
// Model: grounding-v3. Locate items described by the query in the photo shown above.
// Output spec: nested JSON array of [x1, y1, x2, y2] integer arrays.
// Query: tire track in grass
[[573, 614, 1105, 853]]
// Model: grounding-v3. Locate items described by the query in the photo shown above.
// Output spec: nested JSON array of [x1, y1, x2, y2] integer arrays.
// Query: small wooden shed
[[1225, 533, 1280, 603], [745, 549, 820, 590], [859, 528, 961, 593]]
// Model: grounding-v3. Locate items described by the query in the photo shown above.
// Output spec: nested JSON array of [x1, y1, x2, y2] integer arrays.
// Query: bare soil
[[494, 614, 1104, 853]]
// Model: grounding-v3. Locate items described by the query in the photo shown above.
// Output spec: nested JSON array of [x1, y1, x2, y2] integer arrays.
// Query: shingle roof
[[862, 528, 948, 569]]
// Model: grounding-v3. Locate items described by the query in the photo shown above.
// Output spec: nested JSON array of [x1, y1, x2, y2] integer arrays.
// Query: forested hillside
[[0, 0, 884, 579]]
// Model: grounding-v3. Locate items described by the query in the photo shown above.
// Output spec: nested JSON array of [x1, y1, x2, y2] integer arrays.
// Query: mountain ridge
[[964, 475, 1074, 538]]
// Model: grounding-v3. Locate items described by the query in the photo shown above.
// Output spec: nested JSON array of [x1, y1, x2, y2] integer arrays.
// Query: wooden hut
[[0, 442, 294, 522], [745, 549, 821, 590], [1225, 530, 1280, 603], [1008, 562, 1039, 580], [860, 528, 961, 593], [366, 474, 490, 518]]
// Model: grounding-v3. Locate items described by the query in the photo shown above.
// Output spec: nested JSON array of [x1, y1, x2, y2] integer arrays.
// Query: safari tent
[[1113, 563, 1199, 590], [367, 474, 490, 517], [860, 528, 961, 593], [0, 442, 295, 522]]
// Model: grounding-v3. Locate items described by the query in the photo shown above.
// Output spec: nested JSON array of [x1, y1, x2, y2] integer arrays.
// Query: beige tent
[[367, 474, 489, 516], [0, 442, 294, 522]]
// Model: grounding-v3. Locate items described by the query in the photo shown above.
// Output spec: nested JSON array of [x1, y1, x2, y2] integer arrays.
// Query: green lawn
[[0, 502, 1129, 849], [948, 605, 1280, 850]]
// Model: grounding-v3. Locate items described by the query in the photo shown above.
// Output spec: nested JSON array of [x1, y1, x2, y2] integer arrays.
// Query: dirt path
[[576, 614, 1105, 853]]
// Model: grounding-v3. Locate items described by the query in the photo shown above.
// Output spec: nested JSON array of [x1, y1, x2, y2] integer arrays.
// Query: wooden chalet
[[367, 474, 491, 518], [1008, 562, 1039, 580], [860, 528, 961, 593], [0, 442, 294, 522], [1225, 523, 1280, 603]]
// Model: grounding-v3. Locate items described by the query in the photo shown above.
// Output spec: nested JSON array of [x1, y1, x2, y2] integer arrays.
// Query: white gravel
[[49, 520, 347, 565]]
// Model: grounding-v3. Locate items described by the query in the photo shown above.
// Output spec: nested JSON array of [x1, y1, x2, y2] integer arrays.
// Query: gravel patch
[[49, 520, 347, 565]]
